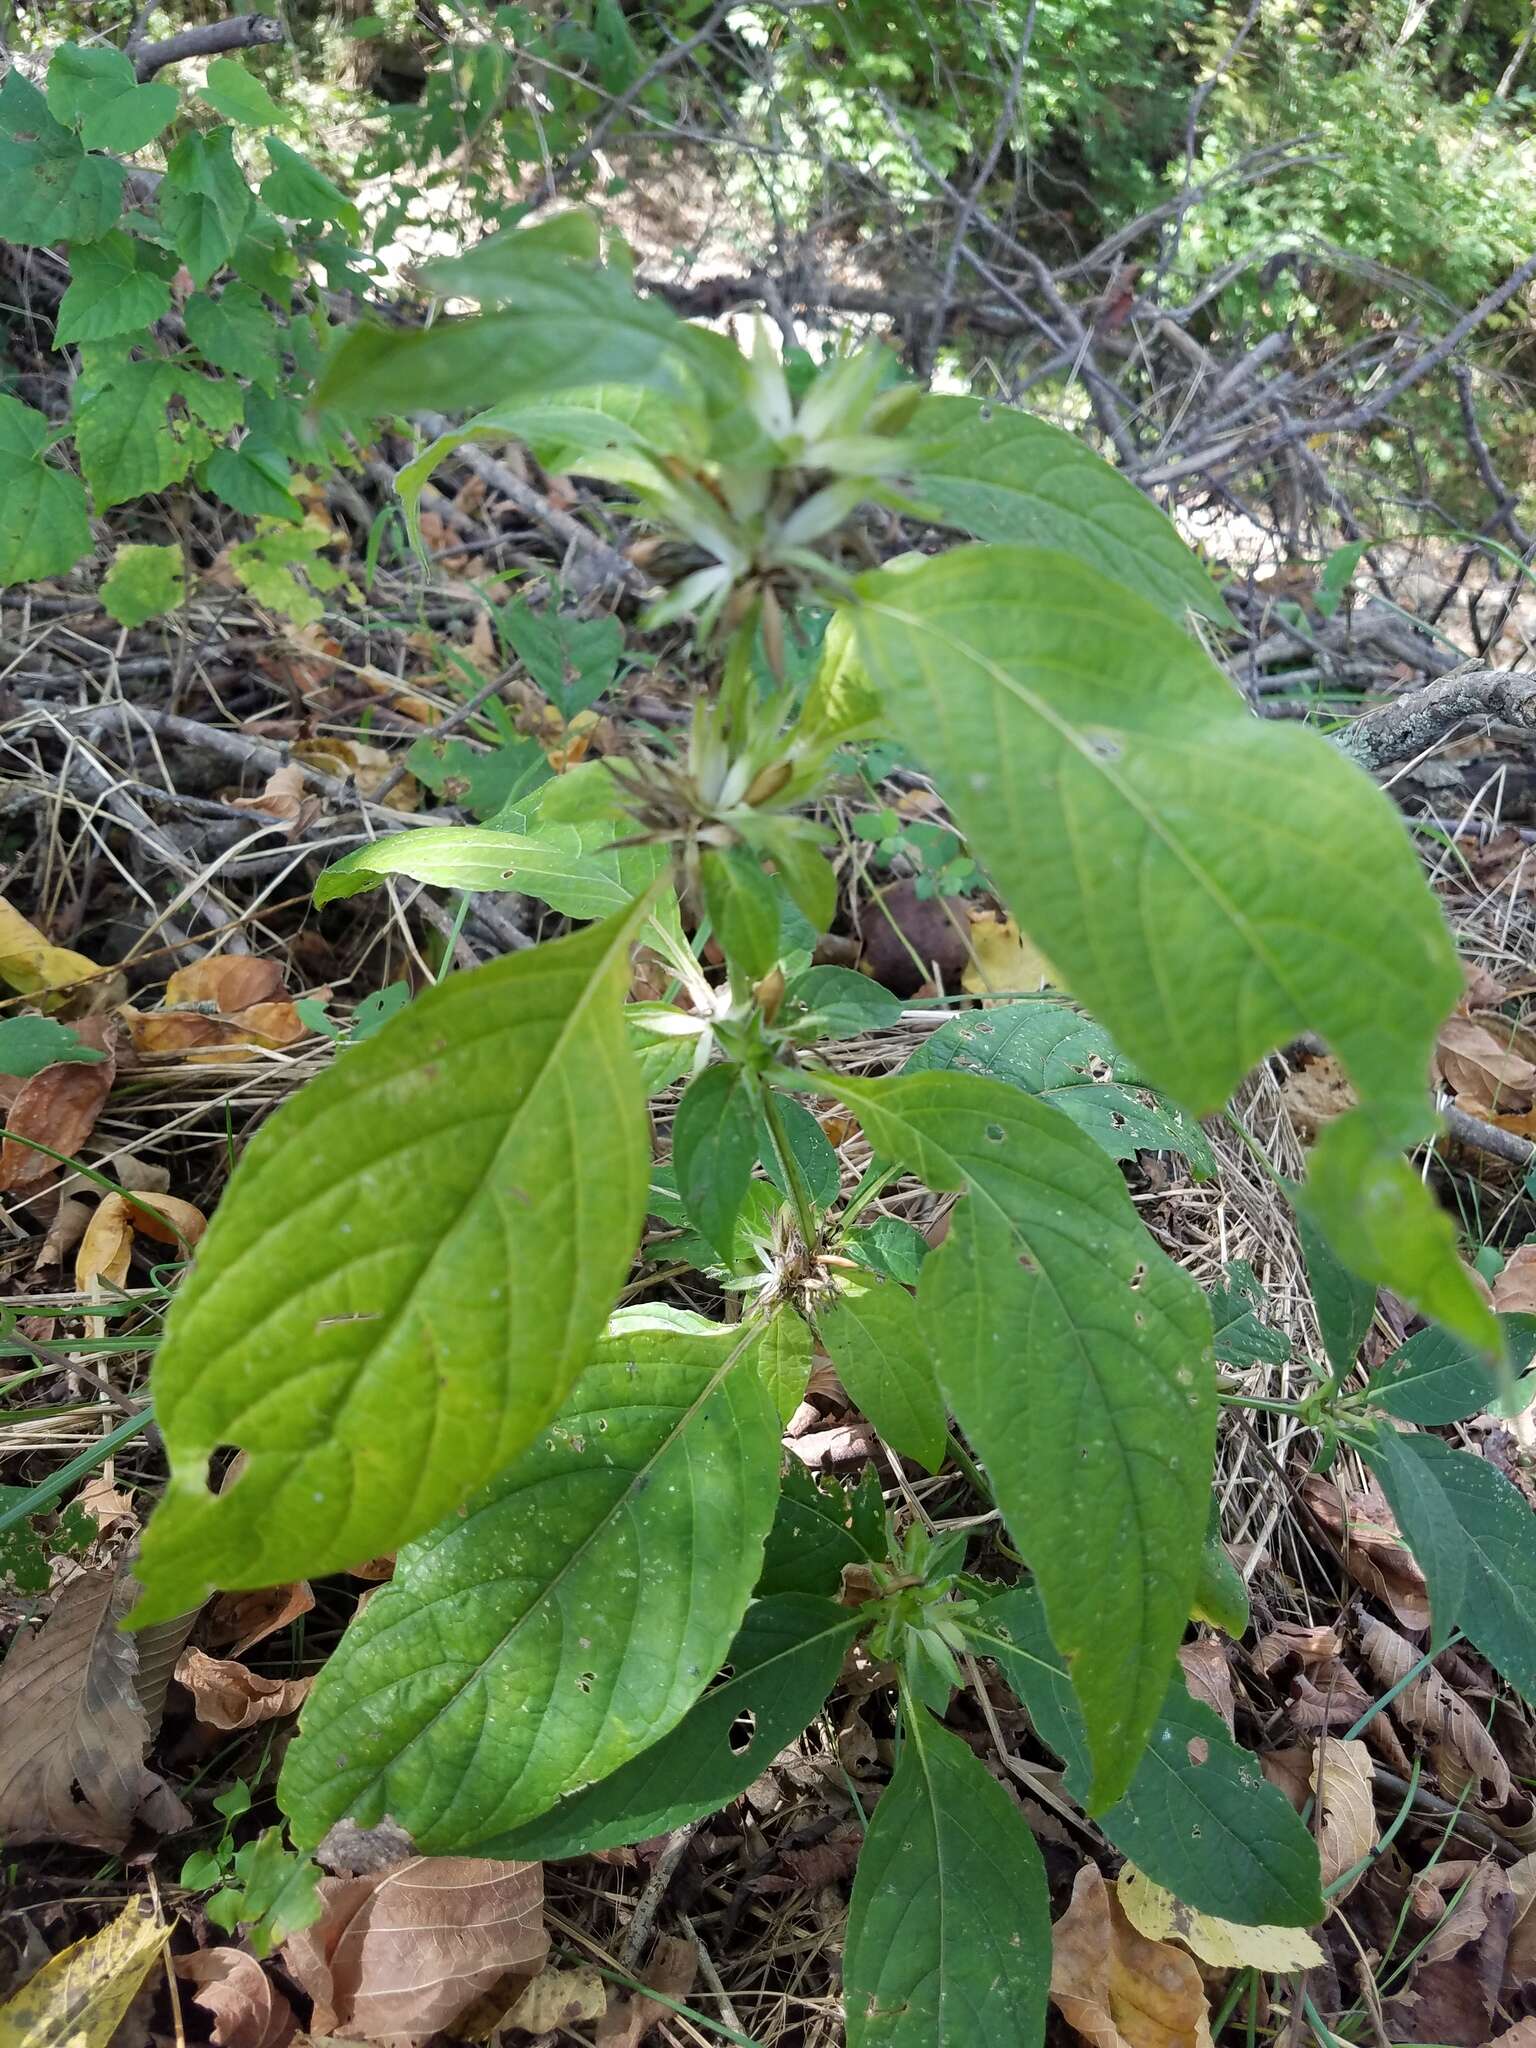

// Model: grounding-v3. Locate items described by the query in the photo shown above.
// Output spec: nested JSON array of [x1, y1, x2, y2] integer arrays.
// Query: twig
[[618, 1821, 700, 1969], [129, 15, 284, 81], [1441, 1104, 1536, 1171], [1335, 666, 1536, 772]]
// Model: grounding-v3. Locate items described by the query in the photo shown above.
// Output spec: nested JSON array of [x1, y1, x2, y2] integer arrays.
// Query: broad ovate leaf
[[314, 826, 633, 919], [909, 393, 1228, 623], [130, 902, 653, 1623], [816, 1271, 946, 1472], [1365, 1313, 1536, 1425], [0, 395, 89, 588], [279, 1309, 782, 1851], [822, 1069, 1215, 1809], [844, 1705, 1049, 2047], [977, 1585, 1323, 1927], [848, 547, 1457, 1138], [479, 1594, 858, 1860], [757, 1303, 814, 1422]]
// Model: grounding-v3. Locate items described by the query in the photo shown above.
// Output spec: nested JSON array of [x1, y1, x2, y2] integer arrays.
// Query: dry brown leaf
[[594, 1935, 698, 2048], [1301, 1474, 1431, 1631], [0, 1567, 189, 1849], [1505, 1850, 1536, 1990], [1049, 1863, 1214, 2048], [280, 1857, 546, 2045], [206, 1582, 316, 1660], [1285, 1660, 1377, 1739], [76, 1194, 134, 1296], [1252, 1622, 1344, 1677], [128, 1000, 306, 1059], [961, 910, 1058, 999], [1276, 1051, 1356, 1137], [177, 1948, 297, 2048], [1176, 1641, 1235, 1734], [175, 1646, 313, 1730], [1359, 1614, 1512, 1805], [230, 763, 321, 837], [0, 898, 101, 1008], [165, 956, 286, 1013], [1494, 1247, 1536, 1316], [124, 1192, 207, 1249], [0, 1017, 115, 1195], [501, 1964, 607, 2033], [292, 739, 418, 811], [1309, 1738, 1375, 1896], [1387, 1857, 1515, 2045], [1435, 1016, 1536, 1118]]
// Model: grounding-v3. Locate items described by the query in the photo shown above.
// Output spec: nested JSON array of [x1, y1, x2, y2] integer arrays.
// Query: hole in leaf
[[575, 1670, 596, 1694], [727, 1710, 757, 1755], [205, 1446, 242, 1495], [984, 1123, 1005, 1142], [1187, 1736, 1209, 1766], [1129, 1262, 1146, 1291]]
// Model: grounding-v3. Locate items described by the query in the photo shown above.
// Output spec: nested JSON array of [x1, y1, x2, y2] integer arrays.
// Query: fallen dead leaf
[[1277, 1051, 1356, 1138], [1309, 1737, 1376, 1897], [206, 1582, 316, 1660], [595, 1934, 698, 2048], [175, 1646, 313, 1731], [177, 1948, 297, 2048], [0, 1567, 189, 1849], [1176, 1640, 1235, 1733], [280, 1857, 546, 2045], [0, 1017, 115, 1195], [127, 999, 306, 1059], [0, 898, 102, 1010], [292, 739, 418, 811], [230, 762, 322, 838], [124, 1191, 207, 1249], [1252, 1622, 1344, 1677], [1494, 1247, 1536, 1316], [1301, 1474, 1431, 1632], [1117, 1868, 1324, 1971], [1387, 1857, 1515, 2045], [76, 1194, 134, 1297], [501, 1963, 607, 2033], [165, 956, 286, 1013], [1435, 1016, 1536, 1119], [961, 909, 1059, 998], [0, 1898, 169, 2048], [1505, 1850, 1536, 1989], [1359, 1614, 1512, 1806], [1049, 1862, 1214, 2048]]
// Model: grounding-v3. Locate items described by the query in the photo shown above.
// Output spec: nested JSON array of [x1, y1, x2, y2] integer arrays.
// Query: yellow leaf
[[0, 1897, 169, 2048], [0, 900, 100, 1010], [1117, 1868, 1324, 1971], [961, 910, 1059, 999]]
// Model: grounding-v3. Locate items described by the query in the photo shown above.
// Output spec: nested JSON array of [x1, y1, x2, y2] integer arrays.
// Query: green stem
[[0, 1406, 153, 1536], [757, 1080, 821, 1252], [944, 1430, 994, 1506]]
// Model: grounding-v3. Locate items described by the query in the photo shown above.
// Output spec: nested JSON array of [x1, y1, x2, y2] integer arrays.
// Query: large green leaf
[[47, 44, 176, 153], [55, 231, 172, 345], [279, 1309, 782, 1851], [74, 359, 201, 511], [0, 396, 90, 588], [817, 1272, 946, 1472], [0, 71, 126, 247], [159, 129, 256, 285], [976, 1585, 1322, 1926], [478, 1594, 858, 1860], [671, 1063, 759, 1262], [1365, 1315, 1536, 1425], [757, 1463, 884, 1598], [757, 1302, 814, 1421], [314, 826, 633, 918], [1363, 1430, 1536, 1694], [844, 1705, 1049, 2048], [849, 548, 1456, 1137], [185, 284, 282, 393], [1209, 1261, 1291, 1368], [903, 1000, 1214, 1173], [130, 902, 653, 1624], [821, 1069, 1214, 1809], [909, 393, 1228, 623]]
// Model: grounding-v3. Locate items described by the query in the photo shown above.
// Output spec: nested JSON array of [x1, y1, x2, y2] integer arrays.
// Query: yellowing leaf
[[961, 910, 1058, 999], [0, 1897, 169, 2048], [0, 899, 100, 1010], [1049, 1864, 1213, 2048], [1116, 1867, 1324, 1971]]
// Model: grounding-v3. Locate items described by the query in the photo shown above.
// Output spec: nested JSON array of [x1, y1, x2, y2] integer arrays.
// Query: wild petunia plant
[[127, 218, 1536, 2043]]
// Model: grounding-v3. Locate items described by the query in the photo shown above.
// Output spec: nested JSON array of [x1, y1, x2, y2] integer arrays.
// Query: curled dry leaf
[[174, 1646, 313, 1731], [1301, 1474, 1431, 1632], [0, 1017, 115, 1195], [1387, 1857, 1515, 2046], [595, 1935, 698, 2048], [230, 763, 322, 838], [1494, 1247, 1536, 1317], [76, 1195, 134, 1297], [1309, 1738, 1376, 1897], [1435, 1016, 1536, 1119], [128, 1001, 306, 1059], [500, 1964, 607, 2033], [292, 738, 419, 811], [0, 1567, 189, 1850], [1117, 1869, 1324, 1972], [1252, 1622, 1344, 1678], [1177, 1640, 1236, 1734], [206, 1582, 316, 1660], [1504, 1850, 1536, 1992], [1359, 1615, 1512, 1806], [165, 957, 287, 1013], [280, 1857, 547, 2045], [124, 1192, 207, 1249], [1049, 1862, 1214, 2048], [176, 1948, 297, 2048], [0, 1897, 170, 2048]]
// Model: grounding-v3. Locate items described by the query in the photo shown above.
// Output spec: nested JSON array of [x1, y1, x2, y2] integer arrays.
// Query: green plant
[[122, 221, 1536, 2040], [179, 1782, 323, 1955]]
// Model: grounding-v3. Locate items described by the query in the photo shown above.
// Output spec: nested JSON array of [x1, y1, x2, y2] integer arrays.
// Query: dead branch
[[1336, 667, 1536, 772], [129, 15, 284, 81]]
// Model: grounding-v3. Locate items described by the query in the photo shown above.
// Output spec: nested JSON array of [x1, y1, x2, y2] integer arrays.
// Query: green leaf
[[1209, 1260, 1291, 1368], [160, 129, 256, 285], [0, 395, 90, 587], [0, 71, 125, 247], [700, 847, 780, 981], [903, 1000, 1215, 1172], [498, 598, 622, 724], [102, 542, 183, 627], [976, 1585, 1322, 1927], [197, 58, 287, 129], [202, 442, 302, 523], [0, 1014, 106, 1078], [757, 1463, 883, 1598], [185, 284, 281, 393], [407, 731, 548, 821], [1293, 1197, 1377, 1375], [314, 826, 633, 919], [55, 231, 172, 344], [478, 1594, 858, 1860], [844, 1705, 1049, 2048], [846, 1215, 930, 1286], [279, 1309, 782, 1851], [817, 1272, 946, 1472], [225, 1829, 322, 1958], [74, 358, 199, 510], [1363, 1427, 1468, 1653], [909, 393, 1229, 624], [757, 1303, 814, 1421], [1192, 1508, 1251, 1636], [754, 823, 838, 935], [129, 901, 654, 1624], [783, 966, 901, 1038], [1365, 1315, 1536, 1425], [759, 1094, 840, 1209], [1363, 1430, 1536, 1693], [261, 136, 360, 232], [46, 44, 176, 153], [822, 1068, 1215, 1809], [492, 761, 669, 911], [847, 548, 1459, 1140], [672, 1063, 759, 1262], [1297, 1118, 1497, 1357]]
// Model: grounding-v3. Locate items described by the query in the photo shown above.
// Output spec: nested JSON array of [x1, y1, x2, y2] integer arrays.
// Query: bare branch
[[130, 14, 284, 81], [1336, 667, 1536, 772]]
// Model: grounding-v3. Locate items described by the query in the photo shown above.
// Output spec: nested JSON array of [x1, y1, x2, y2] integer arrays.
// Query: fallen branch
[[130, 15, 284, 82], [1335, 667, 1536, 772], [1442, 1104, 1536, 1172]]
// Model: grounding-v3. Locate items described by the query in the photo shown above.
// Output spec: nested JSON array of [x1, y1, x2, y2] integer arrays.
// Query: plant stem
[[944, 1429, 994, 1505], [757, 1080, 821, 1251]]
